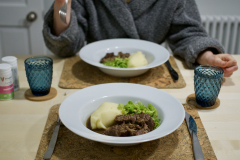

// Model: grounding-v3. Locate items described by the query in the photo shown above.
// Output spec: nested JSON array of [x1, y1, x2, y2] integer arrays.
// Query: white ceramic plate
[[79, 39, 169, 77], [59, 83, 185, 146]]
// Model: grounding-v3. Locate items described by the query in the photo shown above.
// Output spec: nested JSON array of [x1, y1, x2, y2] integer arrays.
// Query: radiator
[[163, 16, 240, 55], [201, 16, 240, 55]]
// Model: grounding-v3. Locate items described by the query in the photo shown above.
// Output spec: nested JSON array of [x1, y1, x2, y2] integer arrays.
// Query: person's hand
[[53, 0, 72, 36], [196, 50, 238, 77]]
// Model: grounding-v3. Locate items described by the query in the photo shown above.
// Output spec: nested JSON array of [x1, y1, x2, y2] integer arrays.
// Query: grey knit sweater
[[43, 0, 224, 68]]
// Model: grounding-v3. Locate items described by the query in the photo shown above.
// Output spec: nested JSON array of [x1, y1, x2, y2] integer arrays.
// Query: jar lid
[[2, 56, 17, 66], [0, 63, 12, 72]]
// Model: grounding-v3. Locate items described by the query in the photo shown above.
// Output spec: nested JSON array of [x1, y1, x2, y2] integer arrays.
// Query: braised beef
[[103, 113, 155, 137], [100, 52, 130, 63]]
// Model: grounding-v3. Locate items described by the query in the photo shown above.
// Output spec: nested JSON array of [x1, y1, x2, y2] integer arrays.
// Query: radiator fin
[[202, 16, 240, 55], [162, 16, 240, 55]]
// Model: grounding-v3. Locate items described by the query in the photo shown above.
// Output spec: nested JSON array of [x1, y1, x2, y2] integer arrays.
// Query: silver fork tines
[[59, 0, 68, 24]]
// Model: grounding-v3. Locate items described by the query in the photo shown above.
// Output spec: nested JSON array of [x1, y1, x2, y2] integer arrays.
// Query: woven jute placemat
[[58, 56, 186, 89], [35, 103, 216, 160]]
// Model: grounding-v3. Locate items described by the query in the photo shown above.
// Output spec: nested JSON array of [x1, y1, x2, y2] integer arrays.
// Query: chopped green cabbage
[[117, 101, 161, 129], [103, 57, 129, 68]]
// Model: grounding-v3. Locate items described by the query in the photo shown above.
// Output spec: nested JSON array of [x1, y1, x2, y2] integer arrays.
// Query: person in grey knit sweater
[[43, 0, 238, 77]]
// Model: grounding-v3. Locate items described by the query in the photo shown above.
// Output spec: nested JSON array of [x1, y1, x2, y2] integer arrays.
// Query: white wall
[[44, 0, 54, 14], [195, 0, 240, 16]]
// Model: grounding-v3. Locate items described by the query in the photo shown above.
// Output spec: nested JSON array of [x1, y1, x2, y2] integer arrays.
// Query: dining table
[[0, 55, 239, 160]]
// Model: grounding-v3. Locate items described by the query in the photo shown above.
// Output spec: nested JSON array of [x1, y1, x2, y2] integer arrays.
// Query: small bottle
[[0, 63, 14, 100], [2, 56, 20, 91]]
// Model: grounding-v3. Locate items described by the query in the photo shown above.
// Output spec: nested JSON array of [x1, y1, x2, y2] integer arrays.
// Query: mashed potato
[[128, 51, 148, 68], [90, 102, 122, 129]]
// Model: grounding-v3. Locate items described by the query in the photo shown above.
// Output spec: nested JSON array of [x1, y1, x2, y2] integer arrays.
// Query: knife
[[185, 112, 204, 160], [43, 117, 61, 159], [165, 60, 179, 82]]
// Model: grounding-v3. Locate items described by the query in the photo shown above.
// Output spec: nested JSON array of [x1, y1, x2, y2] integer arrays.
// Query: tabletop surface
[[0, 55, 239, 160]]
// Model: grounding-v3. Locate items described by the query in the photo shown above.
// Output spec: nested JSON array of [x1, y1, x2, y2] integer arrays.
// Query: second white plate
[[79, 38, 169, 77]]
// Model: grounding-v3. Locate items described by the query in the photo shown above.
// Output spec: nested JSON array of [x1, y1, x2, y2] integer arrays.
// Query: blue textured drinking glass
[[25, 56, 53, 96], [194, 65, 224, 107]]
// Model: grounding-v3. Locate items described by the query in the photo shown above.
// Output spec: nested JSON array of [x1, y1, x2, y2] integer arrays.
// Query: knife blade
[[165, 60, 179, 82], [185, 112, 204, 160], [43, 117, 61, 159]]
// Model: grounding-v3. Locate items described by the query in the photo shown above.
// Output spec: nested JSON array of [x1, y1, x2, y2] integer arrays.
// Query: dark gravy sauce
[[86, 116, 106, 134]]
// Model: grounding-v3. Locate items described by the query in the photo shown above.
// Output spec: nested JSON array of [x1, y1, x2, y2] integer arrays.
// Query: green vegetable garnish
[[103, 57, 129, 68], [117, 101, 161, 129]]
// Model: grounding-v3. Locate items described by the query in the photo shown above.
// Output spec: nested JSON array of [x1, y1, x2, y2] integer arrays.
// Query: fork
[[59, 0, 68, 24]]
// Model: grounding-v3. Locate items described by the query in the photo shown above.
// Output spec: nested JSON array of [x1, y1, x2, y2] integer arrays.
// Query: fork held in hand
[[59, 0, 68, 24]]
